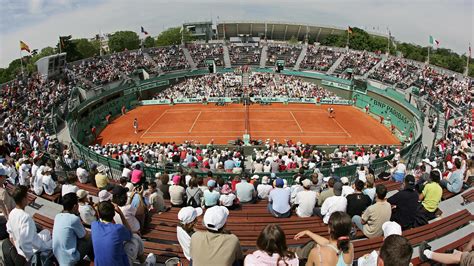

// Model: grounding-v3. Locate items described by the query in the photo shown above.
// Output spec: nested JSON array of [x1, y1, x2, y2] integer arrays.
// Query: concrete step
[[293, 43, 308, 71], [182, 47, 197, 70], [223, 44, 232, 68], [327, 52, 346, 74], [260, 44, 268, 68]]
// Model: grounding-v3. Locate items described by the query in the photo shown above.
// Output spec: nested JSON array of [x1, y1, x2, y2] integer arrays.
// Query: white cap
[[203, 206, 229, 231], [446, 161, 453, 169], [422, 158, 430, 164], [382, 221, 402, 238], [323, 176, 331, 182], [76, 189, 88, 200], [97, 165, 107, 173], [42, 166, 52, 173], [262, 176, 269, 184], [430, 161, 437, 168], [251, 175, 259, 180], [98, 190, 113, 202], [340, 177, 349, 185], [178, 207, 203, 224], [302, 179, 312, 188]]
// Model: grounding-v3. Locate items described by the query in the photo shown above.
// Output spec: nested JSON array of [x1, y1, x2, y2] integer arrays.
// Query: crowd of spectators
[[229, 44, 261, 65], [266, 44, 302, 67], [69, 51, 155, 85], [187, 43, 224, 67], [152, 72, 338, 100], [300, 45, 343, 71], [336, 50, 381, 75], [147, 45, 189, 71]]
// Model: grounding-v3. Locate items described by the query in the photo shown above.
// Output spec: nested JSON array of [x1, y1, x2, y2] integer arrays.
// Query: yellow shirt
[[422, 182, 442, 212], [95, 173, 109, 189]]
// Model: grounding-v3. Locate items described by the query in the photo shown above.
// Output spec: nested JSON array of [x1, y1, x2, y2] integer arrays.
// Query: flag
[[141, 26, 148, 35], [30, 49, 38, 55], [348, 26, 353, 34], [429, 35, 440, 47], [20, 41, 30, 53], [59, 35, 72, 49]]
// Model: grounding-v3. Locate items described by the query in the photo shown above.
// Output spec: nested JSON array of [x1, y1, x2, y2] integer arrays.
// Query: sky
[[0, 0, 472, 67]]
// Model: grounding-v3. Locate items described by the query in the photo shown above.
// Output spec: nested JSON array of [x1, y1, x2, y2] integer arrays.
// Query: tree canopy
[[108, 31, 140, 52], [156, 27, 193, 46]]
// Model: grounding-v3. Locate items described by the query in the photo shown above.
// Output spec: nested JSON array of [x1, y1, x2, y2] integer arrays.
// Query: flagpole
[[59, 36, 62, 54], [346, 29, 349, 49], [19, 48, 24, 76], [427, 46, 430, 64], [386, 28, 390, 55], [466, 43, 471, 76]]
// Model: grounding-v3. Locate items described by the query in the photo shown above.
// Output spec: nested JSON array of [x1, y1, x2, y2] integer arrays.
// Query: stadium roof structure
[[216, 21, 387, 42]]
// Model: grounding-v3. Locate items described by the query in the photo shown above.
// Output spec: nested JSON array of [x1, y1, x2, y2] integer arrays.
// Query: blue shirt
[[235, 180, 255, 203], [447, 169, 463, 193], [52, 213, 86, 266], [224, 160, 235, 170], [203, 189, 220, 207], [91, 221, 132, 266], [268, 188, 291, 214]]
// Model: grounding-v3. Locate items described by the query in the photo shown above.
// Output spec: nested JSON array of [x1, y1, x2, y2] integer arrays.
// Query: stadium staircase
[[259, 44, 268, 68], [364, 55, 388, 78], [143, 52, 161, 73], [293, 43, 308, 70], [182, 47, 197, 70], [435, 114, 446, 140], [223, 44, 232, 68], [326, 53, 346, 75], [242, 71, 250, 88]]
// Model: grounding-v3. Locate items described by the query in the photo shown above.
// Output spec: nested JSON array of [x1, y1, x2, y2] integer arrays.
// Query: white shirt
[[122, 168, 132, 179], [357, 170, 367, 183], [33, 167, 44, 196], [76, 167, 89, 184], [42, 175, 57, 195], [257, 184, 273, 199], [321, 195, 347, 224], [176, 226, 192, 261], [219, 193, 237, 207], [395, 163, 406, 173], [78, 203, 97, 225], [113, 205, 140, 233], [61, 184, 79, 197], [295, 190, 317, 217], [341, 185, 355, 197], [19, 163, 31, 186], [7, 208, 52, 260], [290, 185, 304, 204]]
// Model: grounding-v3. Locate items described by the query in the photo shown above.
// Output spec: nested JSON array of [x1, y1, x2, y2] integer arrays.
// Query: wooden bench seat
[[76, 182, 101, 196], [411, 232, 473, 265], [442, 188, 465, 200], [461, 189, 474, 204], [352, 209, 473, 259]]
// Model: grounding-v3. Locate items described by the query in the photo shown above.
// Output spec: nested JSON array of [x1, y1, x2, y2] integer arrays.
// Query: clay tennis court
[[97, 104, 400, 145]]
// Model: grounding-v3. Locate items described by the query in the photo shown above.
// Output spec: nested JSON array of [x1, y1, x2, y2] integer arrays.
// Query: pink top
[[244, 250, 299, 266], [131, 169, 143, 184]]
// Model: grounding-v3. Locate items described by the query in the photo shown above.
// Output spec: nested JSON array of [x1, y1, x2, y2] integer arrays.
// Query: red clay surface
[[97, 104, 400, 145]]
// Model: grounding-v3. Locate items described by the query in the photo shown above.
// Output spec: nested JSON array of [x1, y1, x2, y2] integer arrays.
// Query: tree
[[143, 36, 156, 48], [156, 27, 193, 46], [75, 39, 100, 59], [288, 36, 298, 45], [108, 31, 140, 52]]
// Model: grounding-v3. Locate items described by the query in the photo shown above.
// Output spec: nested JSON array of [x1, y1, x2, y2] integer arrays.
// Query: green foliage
[[143, 36, 156, 48], [156, 27, 193, 46], [75, 39, 100, 59], [108, 31, 140, 52], [288, 36, 298, 45], [469, 63, 474, 77]]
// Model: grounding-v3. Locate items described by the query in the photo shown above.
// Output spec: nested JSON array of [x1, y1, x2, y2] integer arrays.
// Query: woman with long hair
[[245, 224, 298, 265], [294, 211, 353, 266]]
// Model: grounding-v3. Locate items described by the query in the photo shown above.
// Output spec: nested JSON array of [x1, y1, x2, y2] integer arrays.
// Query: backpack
[[187, 189, 201, 208]]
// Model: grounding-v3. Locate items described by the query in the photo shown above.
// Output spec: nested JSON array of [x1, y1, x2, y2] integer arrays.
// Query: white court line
[[140, 109, 169, 138], [331, 118, 352, 138], [142, 134, 349, 139], [290, 111, 304, 132], [164, 109, 327, 113], [146, 130, 346, 134], [188, 111, 202, 133], [197, 119, 295, 122]]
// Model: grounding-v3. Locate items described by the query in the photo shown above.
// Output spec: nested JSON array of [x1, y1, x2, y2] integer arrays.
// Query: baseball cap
[[178, 207, 203, 224], [340, 177, 349, 185], [382, 221, 402, 238], [203, 206, 229, 231], [76, 189, 88, 200], [172, 175, 181, 185], [275, 178, 284, 187], [98, 190, 113, 202], [251, 175, 259, 180], [262, 176, 269, 184], [333, 182, 343, 196], [302, 179, 312, 188], [97, 165, 106, 173], [430, 161, 437, 168], [207, 179, 216, 187], [42, 166, 52, 173], [221, 184, 232, 194]]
